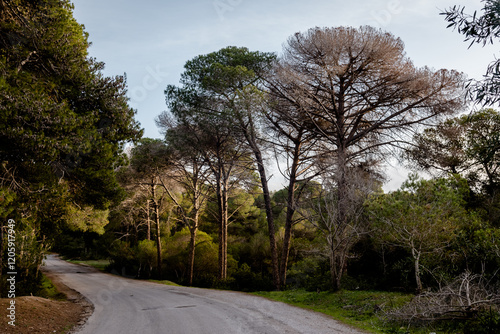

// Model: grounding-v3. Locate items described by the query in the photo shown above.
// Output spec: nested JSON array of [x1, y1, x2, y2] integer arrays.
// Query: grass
[[66, 259, 110, 271], [65, 258, 181, 287], [150, 279, 182, 287], [37, 274, 67, 300], [253, 289, 422, 334]]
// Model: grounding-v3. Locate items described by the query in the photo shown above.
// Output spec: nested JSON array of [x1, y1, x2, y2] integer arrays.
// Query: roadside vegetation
[[255, 290, 413, 333], [2, 1, 500, 334], [66, 259, 111, 272]]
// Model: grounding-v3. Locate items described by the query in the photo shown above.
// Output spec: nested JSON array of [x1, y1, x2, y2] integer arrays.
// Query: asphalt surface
[[43, 254, 366, 334]]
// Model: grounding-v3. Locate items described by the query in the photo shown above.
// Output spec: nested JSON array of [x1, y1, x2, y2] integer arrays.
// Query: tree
[[127, 139, 172, 279], [267, 26, 464, 289], [160, 122, 212, 286], [406, 117, 468, 176], [367, 175, 470, 293], [407, 109, 500, 223], [159, 47, 279, 282], [442, 0, 500, 105], [305, 164, 381, 291], [0, 0, 142, 208], [160, 46, 282, 289], [0, 0, 142, 293], [265, 92, 327, 287], [158, 95, 252, 281]]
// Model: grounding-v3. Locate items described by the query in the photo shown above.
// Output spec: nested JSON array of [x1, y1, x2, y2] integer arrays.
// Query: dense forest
[[2, 0, 500, 332]]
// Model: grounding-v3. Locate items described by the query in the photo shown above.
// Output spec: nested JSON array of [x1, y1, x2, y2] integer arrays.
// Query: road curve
[[43, 255, 366, 334]]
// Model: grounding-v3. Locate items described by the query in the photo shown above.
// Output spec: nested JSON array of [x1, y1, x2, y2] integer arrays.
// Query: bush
[[229, 263, 273, 291], [286, 256, 331, 291], [462, 309, 500, 334]]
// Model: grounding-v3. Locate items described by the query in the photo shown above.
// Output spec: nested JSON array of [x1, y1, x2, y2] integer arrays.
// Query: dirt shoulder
[[0, 270, 93, 334]]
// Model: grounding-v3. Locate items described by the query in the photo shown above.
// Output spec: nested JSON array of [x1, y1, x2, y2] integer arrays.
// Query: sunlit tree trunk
[[146, 199, 151, 241]]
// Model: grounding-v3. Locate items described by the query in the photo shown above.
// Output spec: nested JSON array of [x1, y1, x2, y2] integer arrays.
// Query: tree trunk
[[412, 247, 423, 294], [146, 199, 151, 241], [216, 171, 229, 280], [187, 188, 201, 286], [333, 144, 348, 291], [280, 142, 301, 288], [155, 210, 162, 280], [222, 180, 228, 280], [188, 225, 197, 286], [152, 180, 162, 280], [240, 113, 281, 290], [252, 145, 280, 290], [329, 239, 341, 292]]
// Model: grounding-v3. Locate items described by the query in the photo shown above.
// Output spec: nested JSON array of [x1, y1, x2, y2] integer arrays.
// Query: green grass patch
[[253, 289, 417, 333], [150, 279, 182, 287], [37, 274, 67, 300], [67, 259, 110, 271]]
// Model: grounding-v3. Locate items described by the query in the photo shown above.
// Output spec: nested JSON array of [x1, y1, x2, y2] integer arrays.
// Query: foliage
[[366, 175, 472, 292], [0, 0, 141, 294], [407, 109, 500, 189], [442, 0, 500, 105], [0, 217, 47, 297], [407, 109, 500, 225], [0, 0, 142, 208], [63, 204, 109, 234], [450, 217, 500, 280], [163, 228, 220, 285], [462, 308, 500, 334], [268, 25, 464, 290], [160, 46, 275, 281], [36, 274, 67, 301]]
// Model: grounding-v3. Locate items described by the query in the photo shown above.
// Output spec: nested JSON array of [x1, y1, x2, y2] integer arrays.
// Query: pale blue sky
[[72, 0, 497, 190]]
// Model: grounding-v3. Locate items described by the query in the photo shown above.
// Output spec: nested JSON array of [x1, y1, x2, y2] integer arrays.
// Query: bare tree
[[267, 26, 465, 289], [305, 163, 382, 290]]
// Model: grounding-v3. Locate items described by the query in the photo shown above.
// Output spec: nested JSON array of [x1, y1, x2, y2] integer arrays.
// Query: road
[[43, 255, 366, 334]]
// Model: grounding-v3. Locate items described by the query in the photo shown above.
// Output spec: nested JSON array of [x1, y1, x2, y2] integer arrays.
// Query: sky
[[71, 0, 497, 191]]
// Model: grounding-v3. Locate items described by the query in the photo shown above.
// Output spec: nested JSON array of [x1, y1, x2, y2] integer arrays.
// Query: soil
[[0, 271, 93, 334]]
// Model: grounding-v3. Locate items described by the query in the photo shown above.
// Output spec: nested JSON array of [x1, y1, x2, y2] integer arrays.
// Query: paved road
[[43, 255, 366, 334]]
